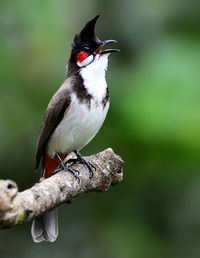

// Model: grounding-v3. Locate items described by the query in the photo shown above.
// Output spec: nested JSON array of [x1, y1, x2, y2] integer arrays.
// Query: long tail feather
[[31, 153, 66, 242], [31, 208, 58, 243]]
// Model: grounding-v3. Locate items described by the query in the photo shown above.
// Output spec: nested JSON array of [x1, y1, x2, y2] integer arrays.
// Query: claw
[[67, 167, 80, 183], [53, 165, 80, 182], [73, 150, 96, 178], [85, 161, 95, 178], [52, 168, 61, 175], [53, 153, 81, 182]]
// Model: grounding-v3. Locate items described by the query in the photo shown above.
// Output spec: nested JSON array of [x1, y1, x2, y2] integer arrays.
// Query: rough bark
[[0, 148, 123, 229]]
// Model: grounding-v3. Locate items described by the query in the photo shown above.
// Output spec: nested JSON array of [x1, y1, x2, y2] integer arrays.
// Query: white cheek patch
[[77, 55, 94, 67]]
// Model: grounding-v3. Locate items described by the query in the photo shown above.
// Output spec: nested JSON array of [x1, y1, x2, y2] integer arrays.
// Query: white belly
[[46, 93, 109, 157]]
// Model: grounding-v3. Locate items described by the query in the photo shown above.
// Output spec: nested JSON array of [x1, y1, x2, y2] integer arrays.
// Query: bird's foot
[[53, 153, 80, 182], [53, 165, 80, 182], [66, 150, 96, 178]]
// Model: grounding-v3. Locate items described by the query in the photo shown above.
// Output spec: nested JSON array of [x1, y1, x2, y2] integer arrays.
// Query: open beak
[[95, 40, 120, 55]]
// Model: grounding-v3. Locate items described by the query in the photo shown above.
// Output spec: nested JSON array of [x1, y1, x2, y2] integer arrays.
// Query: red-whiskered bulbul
[[31, 15, 119, 243]]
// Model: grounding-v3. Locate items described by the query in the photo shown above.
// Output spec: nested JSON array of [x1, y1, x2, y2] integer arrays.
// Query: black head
[[67, 15, 119, 77], [73, 15, 101, 54]]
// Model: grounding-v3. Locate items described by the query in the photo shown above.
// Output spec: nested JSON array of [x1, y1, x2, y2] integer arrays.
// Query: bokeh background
[[0, 0, 200, 257]]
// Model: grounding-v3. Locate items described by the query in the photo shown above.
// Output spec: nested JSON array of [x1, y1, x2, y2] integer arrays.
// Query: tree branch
[[0, 148, 123, 229]]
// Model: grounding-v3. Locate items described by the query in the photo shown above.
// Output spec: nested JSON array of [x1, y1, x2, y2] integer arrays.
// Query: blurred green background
[[0, 0, 200, 257]]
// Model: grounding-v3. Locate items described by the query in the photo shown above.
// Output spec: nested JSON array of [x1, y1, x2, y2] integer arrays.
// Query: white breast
[[79, 54, 109, 102], [46, 54, 110, 157]]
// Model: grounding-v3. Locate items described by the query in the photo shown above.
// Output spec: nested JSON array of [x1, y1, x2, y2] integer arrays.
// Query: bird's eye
[[76, 51, 89, 63], [83, 46, 90, 51]]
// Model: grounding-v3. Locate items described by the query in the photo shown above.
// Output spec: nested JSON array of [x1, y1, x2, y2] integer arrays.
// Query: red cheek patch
[[76, 51, 89, 63]]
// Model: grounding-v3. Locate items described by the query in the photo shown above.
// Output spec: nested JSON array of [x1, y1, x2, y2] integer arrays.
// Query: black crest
[[73, 15, 101, 52], [67, 15, 102, 77]]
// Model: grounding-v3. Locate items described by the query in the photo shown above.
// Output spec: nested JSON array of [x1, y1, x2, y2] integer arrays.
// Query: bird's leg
[[66, 150, 95, 178], [53, 152, 80, 182]]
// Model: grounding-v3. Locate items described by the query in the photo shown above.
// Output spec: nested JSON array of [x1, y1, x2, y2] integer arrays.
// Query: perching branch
[[0, 148, 123, 229]]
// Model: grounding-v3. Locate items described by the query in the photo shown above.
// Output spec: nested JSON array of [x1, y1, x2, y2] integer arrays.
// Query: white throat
[[80, 54, 109, 102]]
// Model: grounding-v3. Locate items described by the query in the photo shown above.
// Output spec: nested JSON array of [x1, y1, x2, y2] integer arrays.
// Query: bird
[[31, 15, 119, 243]]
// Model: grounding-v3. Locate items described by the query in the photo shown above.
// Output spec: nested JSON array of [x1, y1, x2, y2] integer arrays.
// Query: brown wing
[[35, 80, 72, 170]]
